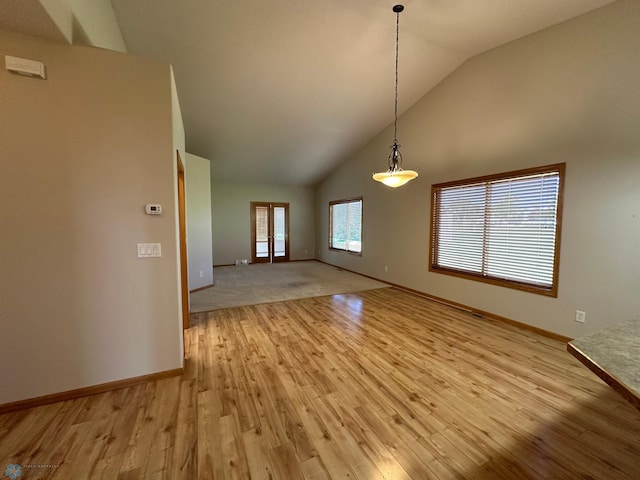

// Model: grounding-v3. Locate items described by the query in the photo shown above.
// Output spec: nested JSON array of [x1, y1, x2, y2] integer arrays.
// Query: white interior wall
[[36, 0, 127, 51], [65, 0, 127, 51], [185, 153, 214, 289], [171, 65, 186, 360]]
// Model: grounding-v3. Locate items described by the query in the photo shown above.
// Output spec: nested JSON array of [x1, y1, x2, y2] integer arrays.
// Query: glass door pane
[[251, 201, 289, 264], [273, 206, 286, 258]]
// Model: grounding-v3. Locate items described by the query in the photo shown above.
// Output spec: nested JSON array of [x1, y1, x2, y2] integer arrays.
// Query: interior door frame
[[177, 153, 189, 331], [250, 201, 290, 263]]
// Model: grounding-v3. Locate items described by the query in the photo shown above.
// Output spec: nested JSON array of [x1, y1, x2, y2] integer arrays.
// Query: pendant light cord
[[393, 8, 400, 145], [372, 5, 418, 186]]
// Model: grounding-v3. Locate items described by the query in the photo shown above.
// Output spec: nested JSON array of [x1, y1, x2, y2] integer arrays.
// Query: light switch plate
[[137, 243, 161, 258]]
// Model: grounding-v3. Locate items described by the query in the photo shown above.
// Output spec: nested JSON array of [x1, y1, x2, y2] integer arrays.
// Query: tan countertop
[[567, 318, 640, 410]]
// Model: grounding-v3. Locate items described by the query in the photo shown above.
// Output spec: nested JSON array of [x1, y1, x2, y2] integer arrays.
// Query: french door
[[250, 202, 290, 263]]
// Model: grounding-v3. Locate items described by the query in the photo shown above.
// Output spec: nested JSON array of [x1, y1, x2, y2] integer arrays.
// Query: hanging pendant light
[[372, 4, 418, 188]]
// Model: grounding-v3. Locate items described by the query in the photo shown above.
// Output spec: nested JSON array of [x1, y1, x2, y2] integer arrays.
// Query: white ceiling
[[3, 0, 618, 185]]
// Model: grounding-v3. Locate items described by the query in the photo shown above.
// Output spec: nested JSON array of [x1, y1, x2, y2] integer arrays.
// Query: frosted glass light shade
[[372, 169, 418, 188]]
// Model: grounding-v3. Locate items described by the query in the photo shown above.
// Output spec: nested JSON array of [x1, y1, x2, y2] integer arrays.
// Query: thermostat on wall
[[145, 204, 163, 215]]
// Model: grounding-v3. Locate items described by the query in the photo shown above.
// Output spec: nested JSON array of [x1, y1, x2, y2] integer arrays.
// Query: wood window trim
[[429, 163, 565, 297], [329, 196, 363, 256]]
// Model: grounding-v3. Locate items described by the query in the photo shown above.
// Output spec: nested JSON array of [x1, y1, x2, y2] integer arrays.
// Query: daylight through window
[[430, 164, 565, 296], [330, 197, 363, 254]]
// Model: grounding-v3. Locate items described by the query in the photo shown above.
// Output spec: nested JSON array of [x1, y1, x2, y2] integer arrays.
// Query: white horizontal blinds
[[330, 199, 362, 253], [255, 206, 269, 258], [434, 169, 560, 290], [485, 173, 559, 287], [436, 183, 486, 273]]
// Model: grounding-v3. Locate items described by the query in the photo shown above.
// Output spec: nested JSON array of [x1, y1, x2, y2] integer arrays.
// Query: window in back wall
[[329, 197, 363, 254], [429, 163, 565, 297]]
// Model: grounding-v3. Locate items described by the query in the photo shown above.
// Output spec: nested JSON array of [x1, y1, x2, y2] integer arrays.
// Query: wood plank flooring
[[1, 287, 639, 479]]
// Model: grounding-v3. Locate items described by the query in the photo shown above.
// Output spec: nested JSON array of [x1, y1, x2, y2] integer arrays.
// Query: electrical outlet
[[199, 271, 203, 278], [384, 265, 388, 272], [575, 310, 586, 323]]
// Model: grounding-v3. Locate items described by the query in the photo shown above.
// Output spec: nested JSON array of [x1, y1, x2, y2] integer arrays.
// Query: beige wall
[[212, 182, 315, 266], [185, 153, 213, 289], [0, 28, 183, 404], [316, 0, 640, 338]]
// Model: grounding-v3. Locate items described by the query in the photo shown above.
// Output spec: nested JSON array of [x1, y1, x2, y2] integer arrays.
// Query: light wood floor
[[1, 288, 639, 479]]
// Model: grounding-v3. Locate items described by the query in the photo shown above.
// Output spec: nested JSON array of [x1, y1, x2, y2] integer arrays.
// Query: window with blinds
[[429, 164, 565, 297], [329, 197, 363, 254]]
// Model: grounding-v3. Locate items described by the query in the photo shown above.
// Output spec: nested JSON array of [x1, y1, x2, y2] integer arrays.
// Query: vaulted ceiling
[[2, 0, 618, 185]]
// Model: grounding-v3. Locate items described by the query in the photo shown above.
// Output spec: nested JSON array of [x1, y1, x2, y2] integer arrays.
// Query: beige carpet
[[190, 261, 389, 312]]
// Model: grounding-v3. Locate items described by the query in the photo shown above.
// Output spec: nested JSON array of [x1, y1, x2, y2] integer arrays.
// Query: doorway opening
[[250, 202, 290, 263]]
